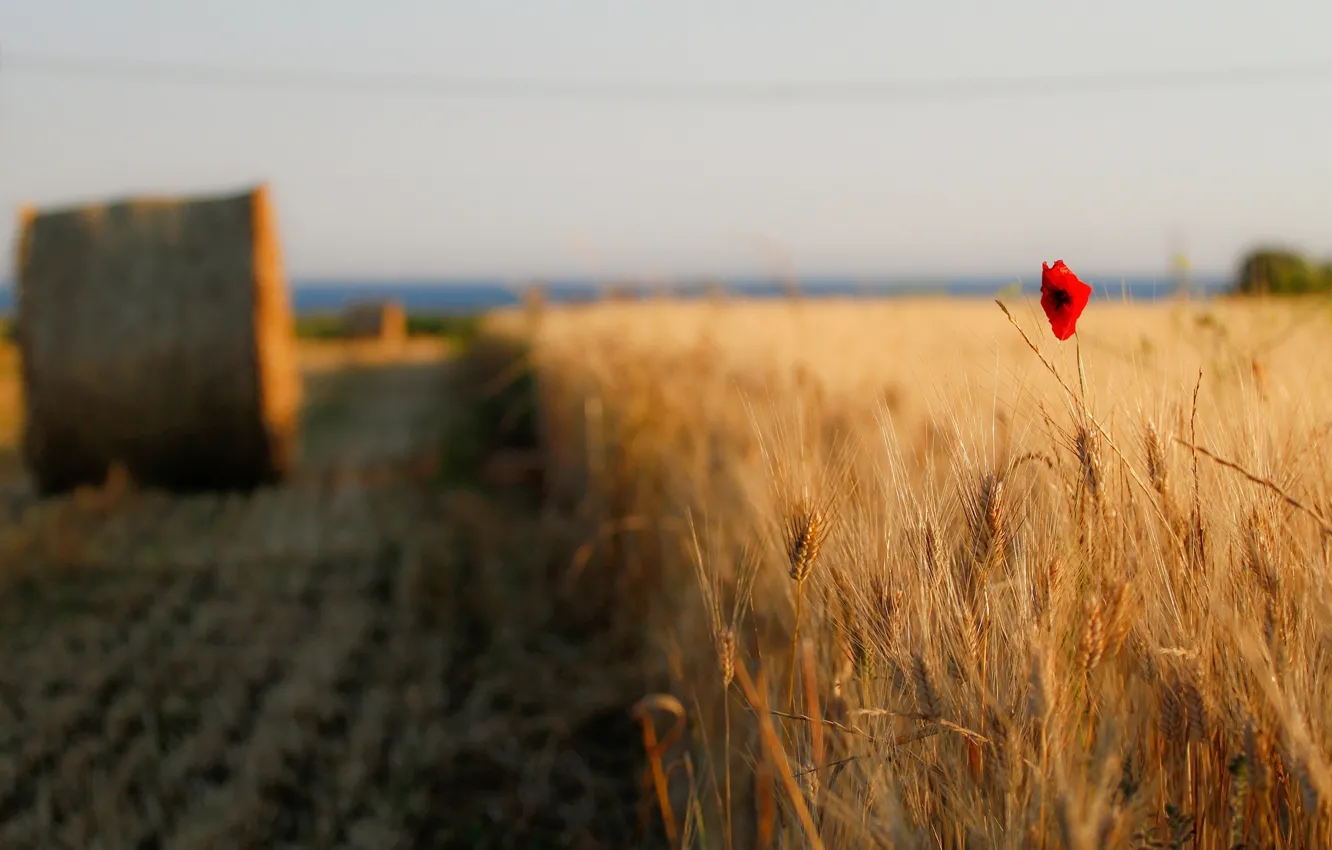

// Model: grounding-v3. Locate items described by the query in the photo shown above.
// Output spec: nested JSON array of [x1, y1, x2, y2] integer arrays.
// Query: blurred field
[[0, 334, 644, 848], [495, 295, 1332, 847]]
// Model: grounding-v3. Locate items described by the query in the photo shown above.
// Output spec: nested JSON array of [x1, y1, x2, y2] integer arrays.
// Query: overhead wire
[[4, 50, 1332, 103]]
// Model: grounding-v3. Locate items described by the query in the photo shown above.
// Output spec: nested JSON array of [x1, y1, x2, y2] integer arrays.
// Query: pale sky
[[2, 1, 1331, 280]]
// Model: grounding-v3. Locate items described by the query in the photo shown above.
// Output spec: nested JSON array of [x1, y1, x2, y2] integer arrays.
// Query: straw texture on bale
[[343, 300, 406, 344], [14, 185, 302, 495]]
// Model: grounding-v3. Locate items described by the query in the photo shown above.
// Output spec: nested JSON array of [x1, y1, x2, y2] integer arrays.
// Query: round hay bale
[[14, 185, 302, 495], [342, 299, 406, 345]]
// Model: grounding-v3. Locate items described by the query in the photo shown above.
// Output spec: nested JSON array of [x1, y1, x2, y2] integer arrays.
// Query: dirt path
[[0, 343, 642, 849]]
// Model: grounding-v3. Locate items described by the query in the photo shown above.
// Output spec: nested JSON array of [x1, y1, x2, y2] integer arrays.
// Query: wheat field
[[496, 295, 1332, 848]]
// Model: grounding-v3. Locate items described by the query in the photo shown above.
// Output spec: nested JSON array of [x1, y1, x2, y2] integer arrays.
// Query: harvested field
[[0, 339, 649, 849]]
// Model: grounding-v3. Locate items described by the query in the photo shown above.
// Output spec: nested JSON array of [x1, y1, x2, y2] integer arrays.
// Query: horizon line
[[0, 271, 1234, 289]]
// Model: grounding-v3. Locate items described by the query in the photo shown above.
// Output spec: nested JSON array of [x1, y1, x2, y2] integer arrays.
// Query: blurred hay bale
[[13, 185, 301, 495], [342, 299, 406, 345]]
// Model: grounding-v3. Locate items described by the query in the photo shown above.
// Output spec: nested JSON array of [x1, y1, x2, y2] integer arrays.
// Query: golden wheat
[[499, 293, 1332, 847]]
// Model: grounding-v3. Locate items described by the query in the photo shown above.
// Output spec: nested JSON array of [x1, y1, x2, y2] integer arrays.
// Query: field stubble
[[0, 338, 646, 849], [500, 296, 1332, 848]]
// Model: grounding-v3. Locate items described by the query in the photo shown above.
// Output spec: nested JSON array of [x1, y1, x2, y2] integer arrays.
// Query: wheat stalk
[[785, 500, 828, 711]]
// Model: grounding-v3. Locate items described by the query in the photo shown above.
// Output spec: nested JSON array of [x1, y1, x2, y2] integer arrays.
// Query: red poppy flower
[[1040, 260, 1092, 341]]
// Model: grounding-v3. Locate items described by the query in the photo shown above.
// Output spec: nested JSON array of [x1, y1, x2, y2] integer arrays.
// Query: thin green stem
[[1075, 331, 1089, 416]]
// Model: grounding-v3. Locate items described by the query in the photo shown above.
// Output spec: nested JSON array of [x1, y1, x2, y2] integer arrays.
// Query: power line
[[4, 50, 1332, 103]]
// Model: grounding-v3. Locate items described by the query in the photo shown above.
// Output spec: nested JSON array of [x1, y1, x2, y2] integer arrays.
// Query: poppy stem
[[995, 299, 1189, 565], [1074, 332, 1088, 416]]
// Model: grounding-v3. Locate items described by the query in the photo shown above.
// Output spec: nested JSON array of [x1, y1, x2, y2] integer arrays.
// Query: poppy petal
[[1039, 260, 1092, 341]]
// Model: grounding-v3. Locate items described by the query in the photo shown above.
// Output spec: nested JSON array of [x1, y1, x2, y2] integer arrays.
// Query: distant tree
[[1235, 248, 1332, 295]]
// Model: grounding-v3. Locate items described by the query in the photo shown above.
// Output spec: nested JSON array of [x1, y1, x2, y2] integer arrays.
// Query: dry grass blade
[[1175, 439, 1332, 536], [733, 662, 827, 850], [632, 694, 688, 845], [791, 724, 945, 778], [767, 709, 877, 742]]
